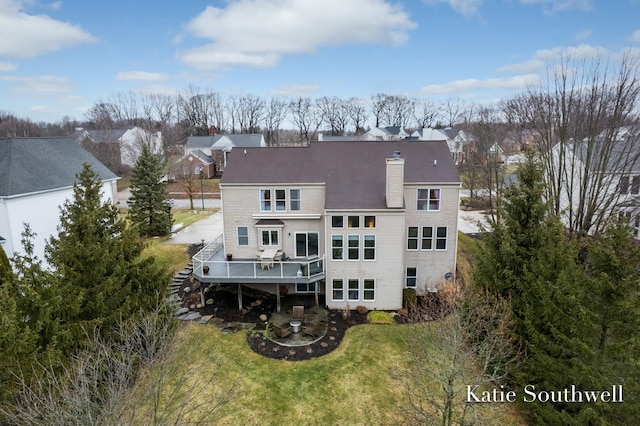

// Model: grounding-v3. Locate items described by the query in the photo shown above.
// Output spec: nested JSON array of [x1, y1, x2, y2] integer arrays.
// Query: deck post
[[276, 284, 281, 313], [314, 285, 319, 307], [237, 283, 242, 310]]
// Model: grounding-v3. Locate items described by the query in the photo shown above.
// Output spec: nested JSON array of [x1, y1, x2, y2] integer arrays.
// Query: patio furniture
[[271, 323, 292, 339], [260, 248, 278, 269], [290, 320, 302, 333], [302, 322, 325, 338], [291, 305, 305, 322]]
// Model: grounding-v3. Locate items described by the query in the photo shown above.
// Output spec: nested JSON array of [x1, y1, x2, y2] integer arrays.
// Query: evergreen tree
[[128, 144, 172, 237], [46, 164, 169, 342], [475, 156, 597, 424]]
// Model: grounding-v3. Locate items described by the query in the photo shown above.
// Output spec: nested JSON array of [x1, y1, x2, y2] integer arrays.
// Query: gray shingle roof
[[0, 137, 118, 197], [186, 134, 264, 150], [221, 140, 460, 210]]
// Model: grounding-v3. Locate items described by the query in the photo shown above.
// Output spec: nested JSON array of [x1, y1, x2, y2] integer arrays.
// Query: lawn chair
[[302, 322, 324, 338], [291, 305, 304, 322], [271, 323, 292, 339]]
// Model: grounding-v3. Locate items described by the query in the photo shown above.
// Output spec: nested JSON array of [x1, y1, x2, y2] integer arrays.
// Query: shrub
[[367, 311, 394, 324], [403, 288, 417, 310], [355, 305, 368, 315]]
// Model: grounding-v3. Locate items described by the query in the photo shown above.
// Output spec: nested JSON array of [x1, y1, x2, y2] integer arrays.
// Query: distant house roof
[[0, 137, 118, 197], [186, 134, 265, 150], [75, 128, 129, 144], [221, 140, 460, 210], [187, 150, 214, 164]]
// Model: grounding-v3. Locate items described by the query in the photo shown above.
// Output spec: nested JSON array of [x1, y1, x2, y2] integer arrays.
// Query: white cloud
[[271, 83, 321, 97], [0, 0, 96, 59], [574, 29, 591, 40], [0, 60, 17, 71], [0, 75, 73, 94], [420, 74, 540, 95], [498, 59, 546, 73], [498, 44, 609, 74], [115, 71, 170, 82], [519, 0, 592, 13], [179, 0, 416, 70], [630, 29, 640, 43], [422, 0, 483, 17]]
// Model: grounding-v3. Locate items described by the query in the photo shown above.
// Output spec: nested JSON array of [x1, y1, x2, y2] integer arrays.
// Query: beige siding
[[325, 211, 405, 310], [220, 184, 325, 259], [403, 184, 460, 293]]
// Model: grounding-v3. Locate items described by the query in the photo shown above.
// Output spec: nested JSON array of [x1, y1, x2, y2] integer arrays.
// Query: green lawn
[[128, 322, 526, 426]]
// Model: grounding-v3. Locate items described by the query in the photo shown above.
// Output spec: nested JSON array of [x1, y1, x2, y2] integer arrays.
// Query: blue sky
[[1, 0, 639, 123]]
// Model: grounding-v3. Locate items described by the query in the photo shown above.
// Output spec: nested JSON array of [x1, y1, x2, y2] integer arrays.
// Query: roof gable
[[0, 137, 118, 197]]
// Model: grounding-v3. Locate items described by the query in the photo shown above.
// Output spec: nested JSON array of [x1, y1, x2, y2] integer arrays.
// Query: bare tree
[[178, 86, 225, 136], [397, 285, 521, 426], [289, 97, 324, 144], [383, 95, 416, 129], [169, 157, 201, 209], [235, 94, 265, 134], [345, 97, 368, 134], [413, 98, 440, 130], [371, 93, 391, 128], [317, 96, 350, 136], [504, 52, 640, 236], [263, 97, 289, 145], [440, 98, 466, 128]]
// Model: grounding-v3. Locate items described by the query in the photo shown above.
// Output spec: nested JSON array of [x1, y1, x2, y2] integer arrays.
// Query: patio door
[[295, 232, 319, 258]]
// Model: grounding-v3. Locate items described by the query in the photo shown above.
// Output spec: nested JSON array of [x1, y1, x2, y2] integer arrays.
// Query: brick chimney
[[386, 151, 404, 208]]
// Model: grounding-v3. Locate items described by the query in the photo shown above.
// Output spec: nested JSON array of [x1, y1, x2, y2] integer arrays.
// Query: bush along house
[[191, 140, 461, 312]]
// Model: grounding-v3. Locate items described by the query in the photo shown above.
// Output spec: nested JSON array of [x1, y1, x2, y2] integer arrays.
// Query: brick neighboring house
[[0, 137, 118, 264], [192, 140, 461, 311]]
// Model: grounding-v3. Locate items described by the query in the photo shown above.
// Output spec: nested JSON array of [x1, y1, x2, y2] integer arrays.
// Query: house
[[184, 133, 266, 174], [552, 127, 640, 238], [192, 140, 461, 311], [75, 126, 163, 168], [0, 137, 119, 263], [363, 126, 410, 141], [410, 128, 472, 165]]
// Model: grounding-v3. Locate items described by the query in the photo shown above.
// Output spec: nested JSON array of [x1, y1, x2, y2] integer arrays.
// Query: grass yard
[[141, 239, 190, 275], [128, 321, 525, 426]]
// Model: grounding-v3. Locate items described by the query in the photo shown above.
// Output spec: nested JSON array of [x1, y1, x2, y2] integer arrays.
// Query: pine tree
[[475, 156, 597, 424], [128, 144, 172, 237], [46, 164, 169, 342]]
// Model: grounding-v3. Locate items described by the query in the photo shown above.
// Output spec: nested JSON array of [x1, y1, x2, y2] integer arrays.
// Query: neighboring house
[[410, 128, 472, 165], [75, 127, 163, 168], [552, 127, 640, 238], [192, 141, 460, 311], [184, 133, 266, 174], [363, 126, 410, 141], [0, 137, 118, 264]]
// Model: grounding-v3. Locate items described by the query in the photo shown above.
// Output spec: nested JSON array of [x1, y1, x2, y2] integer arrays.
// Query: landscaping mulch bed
[[185, 285, 368, 361]]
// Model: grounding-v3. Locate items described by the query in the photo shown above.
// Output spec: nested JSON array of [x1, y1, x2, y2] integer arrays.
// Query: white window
[[421, 226, 433, 250], [348, 279, 359, 301], [290, 189, 301, 211], [407, 227, 418, 250], [275, 189, 286, 211], [347, 215, 360, 228], [237, 226, 248, 246], [406, 267, 417, 288], [261, 230, 279, 246], [332, 279, 344, 301], [348, 235, 359, 260], [435, 226, 447, 250], [332, 216, 344, 228], [364, 235, 375, 260], [364, 215, 376, 228], [332, 235, 343, 260], [260, 189, 271, 211], [295, 232, 319, 257], [417, 188, 441, 211], [363, 279, 375, 301]]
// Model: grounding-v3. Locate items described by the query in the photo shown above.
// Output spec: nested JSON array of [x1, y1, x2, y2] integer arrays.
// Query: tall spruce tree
[[46, 164, 169, 341], [475, 156, 597, 424], [128, 144, 172, 237]]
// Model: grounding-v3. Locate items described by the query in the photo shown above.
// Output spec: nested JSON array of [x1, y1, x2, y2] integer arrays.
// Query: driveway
[[165, 210, 224, 245]]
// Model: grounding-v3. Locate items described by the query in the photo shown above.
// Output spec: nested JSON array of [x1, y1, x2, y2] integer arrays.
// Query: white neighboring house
[[551, 127, 640, 238], [0, 137, 119, 264], [411, 128, 473, 165], [75, 127, 163, 167], [363, 126, 410, 140]]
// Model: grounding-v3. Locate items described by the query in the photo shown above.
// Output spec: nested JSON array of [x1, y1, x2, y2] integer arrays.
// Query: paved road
[[117, 189, 221, 209], [165, 210, 224, 245]]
